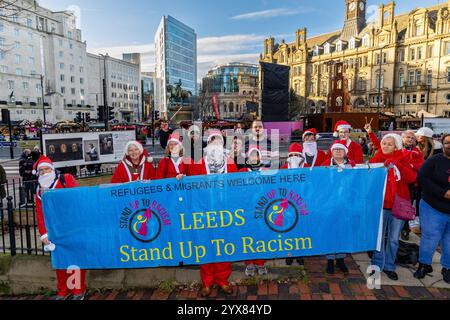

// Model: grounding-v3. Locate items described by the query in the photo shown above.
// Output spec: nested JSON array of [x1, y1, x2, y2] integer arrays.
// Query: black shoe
[[383, 270, 399, 281], [401, 230, 410, 241], [336, 258, 349, 275], [442, 268, 450, 284], [326, 260, 335, 275], [413, 264, 433, 279], [286, 258, 294, 266], [296, 258, 305, 266]]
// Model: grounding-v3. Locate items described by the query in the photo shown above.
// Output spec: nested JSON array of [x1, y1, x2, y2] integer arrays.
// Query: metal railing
[[0, 167, 116, 256]]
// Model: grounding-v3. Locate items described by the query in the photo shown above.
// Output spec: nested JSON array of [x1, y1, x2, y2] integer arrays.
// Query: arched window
[[229, 102, 234, 113]]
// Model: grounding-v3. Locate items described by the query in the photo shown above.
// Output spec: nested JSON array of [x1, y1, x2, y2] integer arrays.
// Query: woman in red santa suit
[[155, 133, 186, 180], [281, 143, 308, 267], [239, 148, 270, 277], [302, 129, 328, 168], [319, 141, 355, 275], [188, 130, 237, 297], [34, 155, 87, 300], [110, 141, 155, 183], [330, 121, 364, 164]]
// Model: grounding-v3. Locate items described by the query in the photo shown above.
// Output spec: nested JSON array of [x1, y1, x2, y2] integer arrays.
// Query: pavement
[[0, 255, 448, 301]]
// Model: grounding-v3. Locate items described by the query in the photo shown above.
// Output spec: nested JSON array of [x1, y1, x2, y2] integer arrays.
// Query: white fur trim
[[337, 124, 352, 131], [40, 234, 48, 241], [167, 138, 182, 147], [125, 141, 144, 155], [147, 157, 154, 163], [37, 162, 54, 171], [331, 143, 349, 154]]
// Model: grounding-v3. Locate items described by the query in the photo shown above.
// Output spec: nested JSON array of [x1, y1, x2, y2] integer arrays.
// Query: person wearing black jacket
[[414, 134, 450, 284], [159, 120, 173, 151], [19, 149, 36, 205]]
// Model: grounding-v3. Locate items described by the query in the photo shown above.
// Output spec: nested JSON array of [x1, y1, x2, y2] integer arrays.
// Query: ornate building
[[260, 0, 450, 119], [200, 62, 259, 120]]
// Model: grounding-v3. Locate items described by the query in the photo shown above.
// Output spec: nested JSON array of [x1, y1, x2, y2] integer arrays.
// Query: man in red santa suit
[[155, 133, 186, 180], [189, 130, 237, 297], [110, 140, 155, 183], [239, 148, 269, 277], [330, 121, 364, 164], [34, 155, 87, 300], [302, 129, 328, 168]]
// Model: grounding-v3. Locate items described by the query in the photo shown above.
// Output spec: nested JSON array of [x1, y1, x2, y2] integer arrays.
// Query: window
[[383, 52, 387, 64], [59, 39, 63, 47], [80, 89, 85, 96], [0, 37, 4, 46], [446, 42, 450, 56], [414, 21, 423, 37], [375, 53, 381, 65], [428, 45, 434, 58], [427, 70, 432, 86], [399, 94, 404, 104], [412, 94, 417, 104], [28, 57, 34, 65], [416, 70, 422, 85], [36, 84, 41, 93], [12, 15, 18, 23], [408, 70, 415, 86], [15, 54, 21, 64], [399, 71, 404, 87], [71, 88, 76, 95], [70, 76, 75, 83], [60, 63, 65, 70], [407, 95, 411, 104], [27, 19, 32, 28], [60, 74, 65, 82], [411, 48, 416, 60], [28, 32, 32, 41], [61, 87, 66, 94], [364, 56, 368, 67], [362, 35, 369, 47], [399, 49, 405, 62], [14, 28, 19, 36], [0, 65, 8, 73], [0, 23, 4, 32], [16, 68, 23, 76], [59, 51, 64, 58], [447, 67, 450, 83], [376, 74, 384, 89], [70, 65, 74, 72], [28, 45, 34, 54], [15, 41, 20, 49], [79, 66, 84, 73], [417, 47, 423, 60], [8, 80, 14, 90], [80, 78, 84, 84], [23, 82, 29, 90], [420, 94, 426, 104]]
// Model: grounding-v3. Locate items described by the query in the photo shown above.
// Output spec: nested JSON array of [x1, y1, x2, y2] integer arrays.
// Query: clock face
[[349, 2, 356, 12], [359, 2, 365, 11]]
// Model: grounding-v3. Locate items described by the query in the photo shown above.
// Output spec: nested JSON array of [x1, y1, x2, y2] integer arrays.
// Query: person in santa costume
[[110, 141, 155, 183], [239, 148, 269, 277], [320, 141, 356, 169], [329, 121, 364, 164], [188, 130, 237, 297], [34, 155, 87, 300], [302, 129, 328, 168], [280, 143, 307, 267], [155, 133, 186, 180], [368, 133, 417, 281], [319, 141, 355, 275]]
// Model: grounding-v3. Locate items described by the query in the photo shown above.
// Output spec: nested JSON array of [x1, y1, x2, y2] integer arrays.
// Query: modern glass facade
[[155, 16, 197, 114], [203, 63, 259, 93]]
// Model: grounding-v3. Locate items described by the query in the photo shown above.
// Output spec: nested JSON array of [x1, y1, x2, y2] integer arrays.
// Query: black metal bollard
[[7, 196, 16, 256]]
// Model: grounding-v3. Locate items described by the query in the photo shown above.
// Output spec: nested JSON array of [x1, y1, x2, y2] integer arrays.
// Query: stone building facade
[[260, 0, 450, 118]]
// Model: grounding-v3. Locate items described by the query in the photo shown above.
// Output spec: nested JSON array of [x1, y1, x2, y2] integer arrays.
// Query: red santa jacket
[[111, 156, 156, 183], [368, 132, 424, 174], [304, 150, 328, 168], [369, 150, 417, 209], [36, 174, 78, 238], [188, 158, 238, 176], [328, 140, 364, 164], [155, 157, 187, 180]]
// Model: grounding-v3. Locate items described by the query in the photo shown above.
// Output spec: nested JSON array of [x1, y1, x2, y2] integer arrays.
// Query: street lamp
[[376, 44, 389, 117], [99, 53, 109, 131]]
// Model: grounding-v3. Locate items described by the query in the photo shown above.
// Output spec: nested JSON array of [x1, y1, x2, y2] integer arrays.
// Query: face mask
[[205, 144, 226, 173], [170, 145, 181, 158], [39, 171, 56, 189], [287, 156, 304, 169], [303, 142, 318, 156]]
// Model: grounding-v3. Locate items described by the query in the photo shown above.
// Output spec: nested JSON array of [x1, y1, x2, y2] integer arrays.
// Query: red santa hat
[[32, 155, 54, 175], [334, 120, 353, 137], [167, 133, 183, 147], [330, 140, 349, 154], [288, 143, 303, 156], [302, 128, 318, 140], [207, 129, 224, 144], [125, 141, 153, 162]]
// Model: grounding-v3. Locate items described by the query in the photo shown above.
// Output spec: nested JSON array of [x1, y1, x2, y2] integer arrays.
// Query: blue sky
[[39, 0, 444, 78]]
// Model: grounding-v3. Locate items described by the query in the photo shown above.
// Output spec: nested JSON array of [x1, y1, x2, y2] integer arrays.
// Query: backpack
[[57, 172, 66, 188], [396, 240, 419, 266]]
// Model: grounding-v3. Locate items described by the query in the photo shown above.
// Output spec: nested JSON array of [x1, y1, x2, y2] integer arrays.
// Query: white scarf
[[39, 171, 57, 189], [287, 156, 305, 169], [303, 142, 318, 157], [205, 144, 227, 174]]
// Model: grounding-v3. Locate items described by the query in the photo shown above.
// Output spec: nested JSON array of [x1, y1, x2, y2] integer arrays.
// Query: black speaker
[[260, 62, 290, 122], [1, 109, 10, 124]]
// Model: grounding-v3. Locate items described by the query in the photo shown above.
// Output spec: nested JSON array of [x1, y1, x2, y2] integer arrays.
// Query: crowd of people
[[32, 119, 449, 300]]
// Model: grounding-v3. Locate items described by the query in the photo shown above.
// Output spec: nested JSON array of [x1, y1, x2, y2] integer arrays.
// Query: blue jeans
[[372, 209, 405, 272], [326, 254, 346, 260], [419, 201, 450, 269]]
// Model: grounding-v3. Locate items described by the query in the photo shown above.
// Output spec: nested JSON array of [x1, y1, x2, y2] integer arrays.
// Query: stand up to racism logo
[[254, 188, 309, 234], [120, 199, 172, 243]]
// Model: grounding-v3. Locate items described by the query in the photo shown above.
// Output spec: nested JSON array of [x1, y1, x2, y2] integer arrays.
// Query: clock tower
[[342, 0, 367, 40]]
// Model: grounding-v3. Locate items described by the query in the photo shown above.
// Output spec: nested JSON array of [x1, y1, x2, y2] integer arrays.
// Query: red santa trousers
[[200, 263, 232, 288], [56, 269, 86, 296]]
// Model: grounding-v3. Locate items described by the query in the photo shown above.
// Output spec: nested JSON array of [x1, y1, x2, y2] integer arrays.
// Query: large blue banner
[[42, 167, 387, 270]]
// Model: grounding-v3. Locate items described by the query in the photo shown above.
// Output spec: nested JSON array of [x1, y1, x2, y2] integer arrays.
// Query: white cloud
[[231, 8, 307, 20]]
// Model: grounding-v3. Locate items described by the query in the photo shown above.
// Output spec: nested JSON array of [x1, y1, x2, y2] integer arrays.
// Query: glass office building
[[155, 16, 197, 115], [203, 63, 259, 93]]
